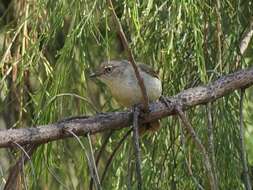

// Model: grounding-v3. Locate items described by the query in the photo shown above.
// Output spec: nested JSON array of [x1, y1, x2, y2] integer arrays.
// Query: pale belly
[[109, 75, 162, 107]]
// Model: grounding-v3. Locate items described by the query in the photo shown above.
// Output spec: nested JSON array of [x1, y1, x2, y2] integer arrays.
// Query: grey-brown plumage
[[90, 60, 162, 107], [138, 63, 159, 79], [90, 60, 162, 134]]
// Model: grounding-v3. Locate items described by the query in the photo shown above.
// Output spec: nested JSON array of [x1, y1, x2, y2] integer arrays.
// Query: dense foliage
[[0, 0, 253, 189]]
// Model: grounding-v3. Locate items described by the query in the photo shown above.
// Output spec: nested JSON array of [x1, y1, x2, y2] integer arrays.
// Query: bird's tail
[[139, 120, 160, 135]]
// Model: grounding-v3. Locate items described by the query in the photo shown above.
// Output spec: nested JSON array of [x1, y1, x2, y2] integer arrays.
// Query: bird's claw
[[159, 95, 174, 107]]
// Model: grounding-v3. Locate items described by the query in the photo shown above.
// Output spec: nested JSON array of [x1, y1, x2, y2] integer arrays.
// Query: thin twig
[[132, 106, 142, 190], [239, 19, 253, 54], [101, 129, 132, 184], [64, 129, 101, 190], [215, 0, 223, 72], [175, 106, 217, 190], [236, 18, 253, 66], [238, 89, 252, 190], [107, 0, 149, 111], [46, 162, 68, 189], [95, 131, 114, 166], [0, 23, 24, 65], [127, 145, 133, 190], [12, 142, 32, 190], [180, 125, 205, 190], [206, 103, 218, 188], [0, 21, 24, 91], [87, 134, 101, 190], [12, 142, 36, 179], [106, 3, 150, 184], [4, 144, 38, 190], [20, 156, 28, 190], [90, 130, 114, 190]]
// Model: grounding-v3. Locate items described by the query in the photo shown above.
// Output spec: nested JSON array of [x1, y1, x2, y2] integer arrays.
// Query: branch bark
[[0, 67, 253, 148]]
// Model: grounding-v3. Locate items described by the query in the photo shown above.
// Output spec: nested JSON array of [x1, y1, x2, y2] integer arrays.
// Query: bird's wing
[[138, 63, 159, 79]]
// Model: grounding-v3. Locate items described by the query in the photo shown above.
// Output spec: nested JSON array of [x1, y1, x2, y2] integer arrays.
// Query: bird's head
[[90, 60, 129, 85]]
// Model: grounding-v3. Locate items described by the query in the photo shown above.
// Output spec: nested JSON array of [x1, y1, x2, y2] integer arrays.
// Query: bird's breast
[[108, 72, 162, 107]]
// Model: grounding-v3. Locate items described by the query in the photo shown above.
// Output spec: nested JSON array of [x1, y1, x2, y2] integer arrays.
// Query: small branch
[[127, 146, 133, 190], [132, 107, 142, 190], [87, 134, 102, 190], [239, 19, 253, 56], [206, 103, 218, 188], [180, 126, 205, 190], [175, 106, 217, 190], [107, 0, 149, 111], [4, 144, 38, 190], [0, 23, 24, 85], [95, 131, 114, 166], [101, 129, 131, 184], [215, 0, 223, 72], [64, 129, 101, 190], [0, 67, 253, 148], [238, 89, 252, 190], [6, 142, 32, 190], [90, 131, 114, 190], [236, 18, 253, 66]]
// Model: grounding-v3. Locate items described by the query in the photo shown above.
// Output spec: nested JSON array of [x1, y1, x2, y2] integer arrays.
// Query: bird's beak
[[89, 72, 97, 78], [89, 69, 103, 79]]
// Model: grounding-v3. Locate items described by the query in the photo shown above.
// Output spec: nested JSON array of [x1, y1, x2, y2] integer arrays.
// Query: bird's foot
[[159, 95, 174, 108]]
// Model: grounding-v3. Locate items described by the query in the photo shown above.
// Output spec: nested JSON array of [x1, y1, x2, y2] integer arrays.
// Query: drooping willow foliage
[[0, 0, 252, 189]]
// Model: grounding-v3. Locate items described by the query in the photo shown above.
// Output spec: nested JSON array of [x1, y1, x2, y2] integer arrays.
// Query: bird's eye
[[104, 66, 113, 74]]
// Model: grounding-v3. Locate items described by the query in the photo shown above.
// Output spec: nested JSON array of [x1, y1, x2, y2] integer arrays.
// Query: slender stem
[[180, 126, 205, 190], [4, 145, 38, 190], [238, 89, 252, 190], [239, 19, 253, 54], [95, 131, 114, 166], [127, 145, 133, 190], [132, 106, 142, 190], [175, 106, 217, 190], [107, 0, 149, 111], [101, 129, 132, 184], [90, 130, 114, 190], [87, 134, 102, 190], [206, 103, 218, 188], [236, 18, 253, 67], [65, 129, 101, 190], [215, 0, 222, 72]]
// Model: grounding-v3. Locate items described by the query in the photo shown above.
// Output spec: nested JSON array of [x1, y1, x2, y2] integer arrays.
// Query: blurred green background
[[0, 0, 253, 189]]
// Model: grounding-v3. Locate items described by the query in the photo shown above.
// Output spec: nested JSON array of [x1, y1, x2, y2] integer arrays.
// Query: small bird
[[90, 60, 162, 133]]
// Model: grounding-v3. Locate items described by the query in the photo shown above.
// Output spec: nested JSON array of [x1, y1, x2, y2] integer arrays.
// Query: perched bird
[[90, 60, 162, 133]]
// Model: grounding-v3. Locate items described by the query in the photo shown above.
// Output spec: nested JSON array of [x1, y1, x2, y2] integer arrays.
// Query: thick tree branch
[[0, 67, 253, 148]]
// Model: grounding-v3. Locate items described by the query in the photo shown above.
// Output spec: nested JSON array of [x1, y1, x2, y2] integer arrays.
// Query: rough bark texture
[[0, 67, 253, 148]]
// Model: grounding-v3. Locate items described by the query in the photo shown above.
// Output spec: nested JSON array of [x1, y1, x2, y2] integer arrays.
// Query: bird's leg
[[136, 102, 151, 120], [159, 95, 174, 108]]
